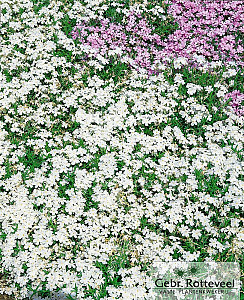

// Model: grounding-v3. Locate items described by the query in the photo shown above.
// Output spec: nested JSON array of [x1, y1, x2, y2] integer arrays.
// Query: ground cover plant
[[0, 0, 243, 299]]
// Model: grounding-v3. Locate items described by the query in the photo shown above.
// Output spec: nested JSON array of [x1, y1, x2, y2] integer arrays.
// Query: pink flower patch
[[224, 90, 244, 116]]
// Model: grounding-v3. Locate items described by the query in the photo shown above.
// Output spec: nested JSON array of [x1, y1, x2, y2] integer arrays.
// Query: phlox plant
[[0, 0, 243, 299]]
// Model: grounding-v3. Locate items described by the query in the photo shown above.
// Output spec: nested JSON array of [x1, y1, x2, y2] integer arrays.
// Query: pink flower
[[71, 0, 243, 75]]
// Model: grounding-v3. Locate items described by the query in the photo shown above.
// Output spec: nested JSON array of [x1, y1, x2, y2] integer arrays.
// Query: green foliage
[[195, 169, 230, 197], [97, 57, 131, 84], [103, 6, 125, 23], [150, 15, 179, 38], [18, 147, 46, 172], [60, 14, 77, 39], [31, 0, 50, 13]]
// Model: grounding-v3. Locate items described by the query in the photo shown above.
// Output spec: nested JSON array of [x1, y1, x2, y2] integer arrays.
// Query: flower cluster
[[0, 0, 243, 299], [167, 0, 244, 67], [71, 0, 244, 75], [224, 90, 244, 116]]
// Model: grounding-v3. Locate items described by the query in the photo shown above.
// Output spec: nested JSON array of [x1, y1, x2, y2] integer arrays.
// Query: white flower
[[205, 85, 213, 93], [216, 89, 226, 98], [192, 229, 201, 239]]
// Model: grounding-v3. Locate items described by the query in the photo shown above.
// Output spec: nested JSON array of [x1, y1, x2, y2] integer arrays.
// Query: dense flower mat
[[0, 0, 243, 299]]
